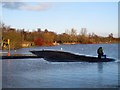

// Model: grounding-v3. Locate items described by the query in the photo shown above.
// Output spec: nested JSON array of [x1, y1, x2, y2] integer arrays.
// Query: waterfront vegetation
[[1, 24, 120, 49]]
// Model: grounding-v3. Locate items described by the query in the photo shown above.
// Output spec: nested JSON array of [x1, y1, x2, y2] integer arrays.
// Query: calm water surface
[[2, 44, 119, 88]]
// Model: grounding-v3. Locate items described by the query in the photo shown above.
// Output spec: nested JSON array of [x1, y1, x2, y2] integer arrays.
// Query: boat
[[30, 50, 115, 62]]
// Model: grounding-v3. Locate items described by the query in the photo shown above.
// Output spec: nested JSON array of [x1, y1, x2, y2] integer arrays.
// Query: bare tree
[[80, 28, 87, 36]]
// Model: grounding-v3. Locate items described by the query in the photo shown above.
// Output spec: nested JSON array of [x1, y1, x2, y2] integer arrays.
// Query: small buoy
[[61, 48, 63, 50], [15, 50, 16, 52]]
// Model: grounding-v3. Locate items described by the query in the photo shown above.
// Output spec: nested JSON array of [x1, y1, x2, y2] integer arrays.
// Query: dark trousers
[[98, 54, 102, 59], [98, 54, 106, 59]]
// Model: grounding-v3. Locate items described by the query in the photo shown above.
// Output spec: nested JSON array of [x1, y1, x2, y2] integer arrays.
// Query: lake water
[[2, 43, 119, 88]]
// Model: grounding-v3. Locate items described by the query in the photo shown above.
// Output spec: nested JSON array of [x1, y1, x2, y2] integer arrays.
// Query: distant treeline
[[1, 24, 120, 49]]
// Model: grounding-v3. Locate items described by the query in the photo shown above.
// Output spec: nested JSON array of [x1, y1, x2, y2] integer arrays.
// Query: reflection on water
[[2, 44, 119, 88], [2, 59, 118, 88], [7, 60, 10, 67], [97, 63, 103, 73]]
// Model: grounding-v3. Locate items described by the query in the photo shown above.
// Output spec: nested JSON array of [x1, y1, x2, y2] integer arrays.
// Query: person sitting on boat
[[97, 47, 106, 59]]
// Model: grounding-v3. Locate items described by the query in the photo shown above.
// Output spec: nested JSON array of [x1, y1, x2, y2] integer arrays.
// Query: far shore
[[1, 42, 119, 50], [54, 42, 119, 45]]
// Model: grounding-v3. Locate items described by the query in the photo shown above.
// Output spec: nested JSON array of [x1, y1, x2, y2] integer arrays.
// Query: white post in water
[[61, 48, 63, 50]]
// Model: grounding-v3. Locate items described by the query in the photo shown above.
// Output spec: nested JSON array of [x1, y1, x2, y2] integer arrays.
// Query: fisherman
[[97, 47, 104, 59]]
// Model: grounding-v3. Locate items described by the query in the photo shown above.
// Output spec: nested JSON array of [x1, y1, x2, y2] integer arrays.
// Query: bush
[[34, 38, 45, 46], [34, 38, 54, 46]]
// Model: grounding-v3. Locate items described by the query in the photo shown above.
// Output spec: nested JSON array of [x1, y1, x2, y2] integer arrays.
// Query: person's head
[[99, 47, 102, 49]]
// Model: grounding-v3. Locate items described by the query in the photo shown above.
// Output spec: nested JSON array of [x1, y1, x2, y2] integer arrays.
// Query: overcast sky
[[1, 2, 118, 37]]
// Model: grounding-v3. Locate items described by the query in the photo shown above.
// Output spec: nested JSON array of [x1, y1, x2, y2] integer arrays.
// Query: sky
[[1, 2, 118, 37]]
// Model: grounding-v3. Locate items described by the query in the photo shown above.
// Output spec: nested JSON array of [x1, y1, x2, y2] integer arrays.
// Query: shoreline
[[1, 42, 119, 50]]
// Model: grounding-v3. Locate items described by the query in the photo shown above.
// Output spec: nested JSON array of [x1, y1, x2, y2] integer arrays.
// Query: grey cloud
[[2, 2, 25, 9], [20, 3, 53, 11], [2, 2, 53, 11]]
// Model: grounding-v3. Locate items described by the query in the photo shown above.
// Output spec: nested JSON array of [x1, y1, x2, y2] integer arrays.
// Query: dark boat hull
[[30, 50, 115, 62]]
